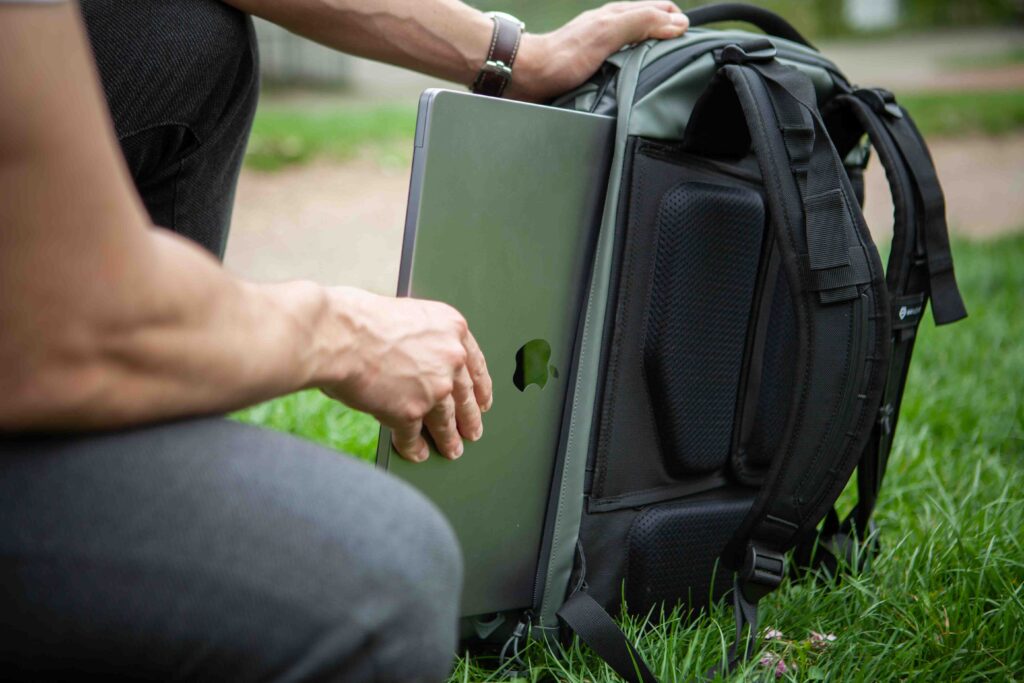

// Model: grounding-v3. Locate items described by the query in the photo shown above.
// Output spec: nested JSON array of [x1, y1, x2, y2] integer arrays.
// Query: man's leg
[[80, 0, 259, 258], [0, 419, 462, 682]]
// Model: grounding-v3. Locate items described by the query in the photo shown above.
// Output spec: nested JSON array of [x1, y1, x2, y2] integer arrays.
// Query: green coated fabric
[[629, 55, 835, 141], [536, 43, 652, 634]]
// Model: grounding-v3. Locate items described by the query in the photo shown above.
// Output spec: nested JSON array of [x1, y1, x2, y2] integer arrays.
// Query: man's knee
[[80, 0, 259, 141], [335, 473, 463, 681]]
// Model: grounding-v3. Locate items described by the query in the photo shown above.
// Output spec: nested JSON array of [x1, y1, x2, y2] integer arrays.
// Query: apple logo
[[513, 339, 559, 392]]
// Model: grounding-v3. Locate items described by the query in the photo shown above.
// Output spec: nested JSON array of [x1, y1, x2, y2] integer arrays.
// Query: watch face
[[487, 11, 525, 29]]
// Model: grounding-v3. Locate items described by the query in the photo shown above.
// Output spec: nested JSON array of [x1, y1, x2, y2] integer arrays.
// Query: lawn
[[245, 102, 416, 171], [235, 234, 1024, 680]]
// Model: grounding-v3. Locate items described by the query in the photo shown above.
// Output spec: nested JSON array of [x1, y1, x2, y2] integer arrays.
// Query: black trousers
[[0, 3, 463, 681], [81, 0, 258, 257]]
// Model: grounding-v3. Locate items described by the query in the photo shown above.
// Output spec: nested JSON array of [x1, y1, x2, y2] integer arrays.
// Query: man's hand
[[507, 1, 689, 102], [319, 288, 493, 463]]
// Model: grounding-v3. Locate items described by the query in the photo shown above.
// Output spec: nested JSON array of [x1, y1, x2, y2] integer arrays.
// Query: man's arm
[[0, 3, 491, 462], [222, 0, 689, 102]]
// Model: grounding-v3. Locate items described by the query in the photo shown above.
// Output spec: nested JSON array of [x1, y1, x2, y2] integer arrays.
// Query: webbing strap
[[557, 591, 658, 683], [853, 89, 967, 325], [749, 60, 869, 304], [703, 578, 761, 680]]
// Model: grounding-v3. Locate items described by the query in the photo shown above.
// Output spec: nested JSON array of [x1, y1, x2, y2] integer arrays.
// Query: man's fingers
[[604, 1, 682, 15], [453, 365, 483, 442], [462, 329, 493, 412], [605, 6, 688, 45], [424, 395, 463, 460], [392, 419, 428, 463]]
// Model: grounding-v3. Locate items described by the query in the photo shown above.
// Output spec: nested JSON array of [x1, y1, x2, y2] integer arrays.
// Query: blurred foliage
[[466, 0, 1021, 37]]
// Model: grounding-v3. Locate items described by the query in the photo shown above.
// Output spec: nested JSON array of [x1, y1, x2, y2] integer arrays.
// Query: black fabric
[[80, 0, 260, 257], [704, 577, 761, 680], [683, 59, 890, 575], [878, 102, 967, 325], [800, 92, 966, 570], [737, 265, 797, 471], [625, 497, 753, 616], [0, 419, 461, 681], [589, 145, 763, 509], [557, 591, 657, 683], [646, 182, 766, 475]]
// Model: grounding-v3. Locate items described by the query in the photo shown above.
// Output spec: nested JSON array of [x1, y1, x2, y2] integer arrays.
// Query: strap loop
[[718, 38, 778, 65]]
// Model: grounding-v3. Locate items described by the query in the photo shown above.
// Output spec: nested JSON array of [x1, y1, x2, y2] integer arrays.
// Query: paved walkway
[[225, 134, 1024, 293], [223, 27, 1024, 292]]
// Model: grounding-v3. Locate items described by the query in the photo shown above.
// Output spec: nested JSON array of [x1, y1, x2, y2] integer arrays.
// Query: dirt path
[[225, 134, 1024, 293]]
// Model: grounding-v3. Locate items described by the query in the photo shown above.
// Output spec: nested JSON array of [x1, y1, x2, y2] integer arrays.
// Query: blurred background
[[225, 0, 1024, 293]]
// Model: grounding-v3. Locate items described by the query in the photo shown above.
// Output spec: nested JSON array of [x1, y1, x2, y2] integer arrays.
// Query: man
[[0, 0, 688, 679]]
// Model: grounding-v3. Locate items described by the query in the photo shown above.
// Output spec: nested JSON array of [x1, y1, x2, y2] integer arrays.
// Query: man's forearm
[[0, 224, 347, 431], [225, 0, 494, 88], [223, 0, 688, 102]]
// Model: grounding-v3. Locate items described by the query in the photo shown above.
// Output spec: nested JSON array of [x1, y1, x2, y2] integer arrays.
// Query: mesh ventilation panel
[[625, 496, 753, 616], [645, 182, 766, 474]]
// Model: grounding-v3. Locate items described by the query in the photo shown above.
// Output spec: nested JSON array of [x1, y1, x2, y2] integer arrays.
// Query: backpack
[[469, 4, 967, 679]]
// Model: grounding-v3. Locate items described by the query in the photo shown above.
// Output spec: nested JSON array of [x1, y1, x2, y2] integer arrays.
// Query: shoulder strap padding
[[684, 51, 891, 566]]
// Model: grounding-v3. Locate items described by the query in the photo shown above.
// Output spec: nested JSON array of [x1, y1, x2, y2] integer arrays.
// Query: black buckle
[[854, 88, 903, 119], [739, 544, 786, 603], [718, 39, 777, 65]]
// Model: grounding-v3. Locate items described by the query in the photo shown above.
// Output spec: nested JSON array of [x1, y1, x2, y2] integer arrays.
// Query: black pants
[[0, 3, 463, 680], [81, 0, 258, 257]]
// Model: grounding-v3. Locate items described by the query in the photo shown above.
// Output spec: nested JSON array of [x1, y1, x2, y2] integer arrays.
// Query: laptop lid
[[376, 89, 613, 618]]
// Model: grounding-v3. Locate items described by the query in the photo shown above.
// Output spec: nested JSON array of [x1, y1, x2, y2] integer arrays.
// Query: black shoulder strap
[[683, 42, 891, 673], [557, 590, 658, 683], [798, 89, 968, 570]]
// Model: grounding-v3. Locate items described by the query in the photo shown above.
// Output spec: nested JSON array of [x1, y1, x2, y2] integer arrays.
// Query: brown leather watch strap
[[472, 12, 523, 98]]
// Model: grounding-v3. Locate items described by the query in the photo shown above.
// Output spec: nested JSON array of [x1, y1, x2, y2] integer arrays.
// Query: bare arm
[[223, 0, 689, 101], [0, 3, 490, 462]]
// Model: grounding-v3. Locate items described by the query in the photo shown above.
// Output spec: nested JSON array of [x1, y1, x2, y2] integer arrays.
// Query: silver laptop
[[376, 89, 613, 620]]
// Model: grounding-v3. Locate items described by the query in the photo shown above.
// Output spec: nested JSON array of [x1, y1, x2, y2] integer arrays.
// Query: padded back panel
[[646, 182, 766, 475], [625, 495, 753, 616]]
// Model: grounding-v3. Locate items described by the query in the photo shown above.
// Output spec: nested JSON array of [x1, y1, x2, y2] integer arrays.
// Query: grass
[[245, 102, 416, 171], [900, 91, 1024, 139], [246, 90, 1024, 171], [234, 234, 1024, 680]]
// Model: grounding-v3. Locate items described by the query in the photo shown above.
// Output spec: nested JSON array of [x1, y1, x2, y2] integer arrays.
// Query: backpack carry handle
[[687, 3, 816, 49]]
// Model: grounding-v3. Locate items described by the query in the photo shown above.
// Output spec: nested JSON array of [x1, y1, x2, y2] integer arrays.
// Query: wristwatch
[[471, 11, 525, 98]]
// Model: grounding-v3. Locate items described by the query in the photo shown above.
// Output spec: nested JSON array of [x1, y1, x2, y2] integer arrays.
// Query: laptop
[[376, 89, 613, 621]]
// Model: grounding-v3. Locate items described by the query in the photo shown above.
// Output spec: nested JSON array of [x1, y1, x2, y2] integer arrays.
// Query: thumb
[[391, 419, 429, 463], [608, 7, 688, 45]]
